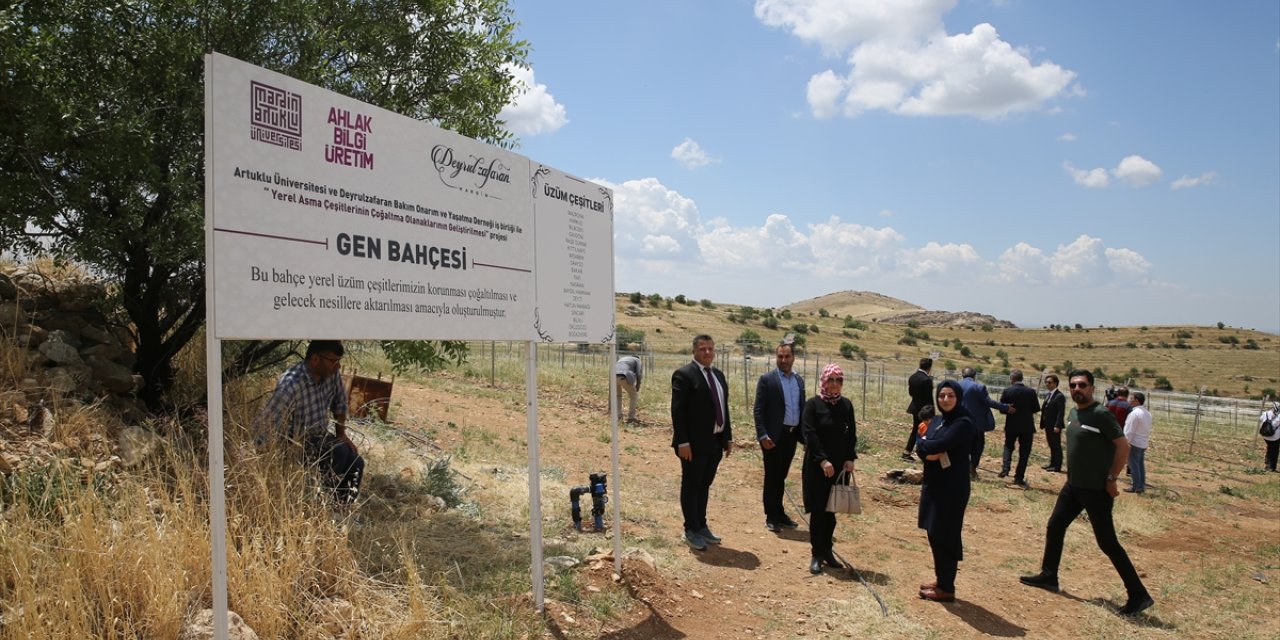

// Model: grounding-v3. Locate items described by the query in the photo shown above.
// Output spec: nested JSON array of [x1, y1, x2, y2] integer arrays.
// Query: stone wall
[[0, 264, 143, 407]]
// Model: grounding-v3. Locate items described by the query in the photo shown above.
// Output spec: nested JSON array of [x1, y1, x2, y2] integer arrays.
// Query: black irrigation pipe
[[783, 484, 890, 617]]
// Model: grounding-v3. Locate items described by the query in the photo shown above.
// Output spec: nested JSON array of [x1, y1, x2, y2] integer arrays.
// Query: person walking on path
[[1020, 369, 1154, 618], [958, 367, 1008, 480], [998, 369, 1040, 487]]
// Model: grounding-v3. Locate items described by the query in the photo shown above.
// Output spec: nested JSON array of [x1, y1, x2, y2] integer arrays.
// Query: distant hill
[[784, 290, 1015, 328]]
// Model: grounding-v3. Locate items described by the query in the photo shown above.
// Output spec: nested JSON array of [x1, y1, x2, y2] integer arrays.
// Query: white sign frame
[[204, 53, 619, 639]]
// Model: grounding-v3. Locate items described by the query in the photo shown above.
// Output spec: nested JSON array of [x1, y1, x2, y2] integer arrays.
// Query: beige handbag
[[825, 470, 862, 514]]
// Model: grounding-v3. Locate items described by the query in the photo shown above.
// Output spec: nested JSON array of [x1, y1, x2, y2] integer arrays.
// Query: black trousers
[[679, 446, 723, 532], [1001, 431, 1034, 480], [762, 427, 799, 522], [904, 421, 919, 453], [1265, 439, 1280, 471], [1045, 428, 1063, 469], [809, 509, 837, 558], [305, 433, 365, 503], [927, 530, 960, 593], [1040, 483, 1149, 600], [969, 432, 987, 470]]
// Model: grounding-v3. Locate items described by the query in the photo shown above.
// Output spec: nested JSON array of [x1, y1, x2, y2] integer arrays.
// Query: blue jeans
[[1127, 445, 1146, 492]]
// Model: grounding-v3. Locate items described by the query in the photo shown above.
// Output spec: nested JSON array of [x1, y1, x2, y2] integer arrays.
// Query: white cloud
[[1064, 161, 1109, 188], [1058, 132, 1077, 142], [998, 242, 1052, 283], [499, 64, 567, 136], [904, 241, 983, 277], [599, 178, 704, 265], [700, 214, 807, 269], [670, 138, 720, 170], [1105, 247, 1152, 280], [604, 179, 1153, 314], [1112, 155, 1163, 187], [806, 216, 906, 277], [756, 0, 1079, 119], [1171, 171, 1219, 190]]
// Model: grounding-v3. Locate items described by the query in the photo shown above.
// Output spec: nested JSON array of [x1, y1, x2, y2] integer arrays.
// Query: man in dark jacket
[[754, 342, 805, 532], [959, 367, 1009, 480], [998, 369, 1040, 486], [1040, 374, 1067, 472], [902, 358, 934, 462], [671, 334, 733, 550]]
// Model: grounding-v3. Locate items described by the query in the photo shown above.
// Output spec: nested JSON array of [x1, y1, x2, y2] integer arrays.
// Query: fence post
[[862, 360, 868, 412], [1188, 388, 1204, 455], [490, 340, 496, 386]]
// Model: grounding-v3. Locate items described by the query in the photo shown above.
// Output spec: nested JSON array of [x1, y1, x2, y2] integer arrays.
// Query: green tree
[[0, 0, 527, 408]]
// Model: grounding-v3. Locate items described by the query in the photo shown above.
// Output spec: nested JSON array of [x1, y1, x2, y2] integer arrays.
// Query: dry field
[[613, 291, 1279, 400]]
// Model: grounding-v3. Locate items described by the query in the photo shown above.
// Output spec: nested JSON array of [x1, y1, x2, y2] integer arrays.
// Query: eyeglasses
[[320, 355, 342, 365], [1068, 382, 1090, 389]]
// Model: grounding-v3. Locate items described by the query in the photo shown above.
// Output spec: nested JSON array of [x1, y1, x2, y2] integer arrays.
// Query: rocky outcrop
[[0, 265, 143, 403], [879, 309, 1017, 329]]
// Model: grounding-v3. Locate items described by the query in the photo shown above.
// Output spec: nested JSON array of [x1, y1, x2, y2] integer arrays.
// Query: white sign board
[[208, 53, 558, 340], [532, 166, 615, 344]]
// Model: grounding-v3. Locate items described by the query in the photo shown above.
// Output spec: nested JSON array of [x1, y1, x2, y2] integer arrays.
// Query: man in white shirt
[[1122, 392, 1153, 494]]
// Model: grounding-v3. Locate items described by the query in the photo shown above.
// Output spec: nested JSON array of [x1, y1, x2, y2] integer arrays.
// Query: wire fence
[[464, 341, 1275, 467]]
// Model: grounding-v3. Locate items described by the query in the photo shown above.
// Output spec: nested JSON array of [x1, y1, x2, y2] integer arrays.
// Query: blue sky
[[500, 0, 1280, 332]]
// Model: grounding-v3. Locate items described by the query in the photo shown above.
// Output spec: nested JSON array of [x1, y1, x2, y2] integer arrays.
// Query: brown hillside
[[784, 290, 1015, 328], [784, 290, 922, 320]]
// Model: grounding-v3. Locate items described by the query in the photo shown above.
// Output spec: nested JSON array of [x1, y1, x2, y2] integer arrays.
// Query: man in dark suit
[[672, 334, 733, 550], [902, 357, 934, 462], [959, 367, 1009, 480], [1040, 374, 1067, 472], [754, 342, 805, 532], [998, 369, 1041, 486]]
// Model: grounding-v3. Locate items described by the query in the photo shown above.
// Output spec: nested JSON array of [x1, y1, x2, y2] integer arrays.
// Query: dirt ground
[[388, 378, 1279, 640]]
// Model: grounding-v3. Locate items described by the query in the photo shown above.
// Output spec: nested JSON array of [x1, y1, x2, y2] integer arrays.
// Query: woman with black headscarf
[[915, 379, 977, 602], [801, 364, 858, 574]]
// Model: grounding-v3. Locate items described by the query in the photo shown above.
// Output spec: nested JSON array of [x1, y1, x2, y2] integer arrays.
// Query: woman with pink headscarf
[[801, 363, 859, 574]]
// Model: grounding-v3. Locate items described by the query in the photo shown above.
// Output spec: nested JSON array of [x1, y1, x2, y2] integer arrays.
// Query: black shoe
[[969, 468, 979, 481], [823, 554, 843, 569], [1045, 467, 1061, 473], [997, 470, 1009, 478], [778, 516, 799, 529], [1012, 479, 1029, 488], [1122, 487, 1138, 493], [1118, 595, 1154, 616], [901, 452, 916, 462], [765, 520, 780, 532], [809, 557, 823, 574], [1019, 572, 1060, 593]]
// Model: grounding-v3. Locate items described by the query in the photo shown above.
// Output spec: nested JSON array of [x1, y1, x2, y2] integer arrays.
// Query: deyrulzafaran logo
[[430, 144, 511, 197], [250, 81, 302, 151]]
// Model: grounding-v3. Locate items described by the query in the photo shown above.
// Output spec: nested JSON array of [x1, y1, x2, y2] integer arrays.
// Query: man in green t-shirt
[[1018, 369, 1154, 617]]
